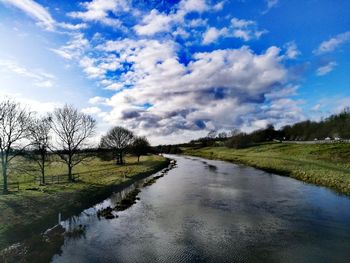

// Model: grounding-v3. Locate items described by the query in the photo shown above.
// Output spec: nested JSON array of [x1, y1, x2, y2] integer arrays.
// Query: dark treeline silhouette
[[178, 108, 350, 149], [281, 108, 350, 141], [154, 145, 183, 154]]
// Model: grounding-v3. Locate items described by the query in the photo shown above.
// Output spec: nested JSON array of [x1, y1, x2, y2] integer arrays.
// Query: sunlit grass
[[0, 154, 168, 249]]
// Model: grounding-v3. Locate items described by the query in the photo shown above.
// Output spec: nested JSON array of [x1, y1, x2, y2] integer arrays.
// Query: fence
[[33, 174, 80, 184], [0, 182, 19, 192]]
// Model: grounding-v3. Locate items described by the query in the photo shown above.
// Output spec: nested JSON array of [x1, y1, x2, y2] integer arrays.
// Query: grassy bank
[[0, 155, 168, 250], [183, 143, 350, 195]]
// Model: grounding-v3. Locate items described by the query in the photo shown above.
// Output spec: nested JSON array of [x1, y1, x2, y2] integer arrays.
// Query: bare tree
[[131, 136, 150, 162], [28, 117, 51, 185], [218, 132, 228, 139], [50, 105, 96, 182], [229, 128, 240, 138], [100, 126, 134, 165], [207, 130, 217, 139], [0, 99, 32, 193]]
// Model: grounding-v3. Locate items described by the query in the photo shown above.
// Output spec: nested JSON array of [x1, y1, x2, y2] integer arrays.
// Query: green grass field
[[0, 154, 168, 249], [183, 143, 350, 195]]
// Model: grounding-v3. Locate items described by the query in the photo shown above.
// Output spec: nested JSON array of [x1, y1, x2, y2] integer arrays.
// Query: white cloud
[[316, 61, 337, 76], [80, 56, 106, 79], [334, 97, 350, 113], [0, 59, 56, 88], [202, 27, 227, 44], [262, 0, 279, 14], [231, 17, 255, 28], [50, 33, 90, 60], [133, 0, 217, 37], [311, 103, 322, 111], [57, 22, 88, 30], [50, 49, 74, 60], [179, 0, 209, 13], [315, 31, 350, 54], [89, 96, 108, 105], [91, 38, 292, 140], [105, 83, 124, 90], [265, 85, 298, 100], [81, 106, 102, 115], [213, 1, 224, 11], [202, 17, 266, 44], [284, 41, 300, 59], [134, 9, 174, 36], [0, 0, 55, 30], [188, 18, 208, 27], [0, 91, 60, 115], [68, 0, 130, 27], [35, 80, 54, 88], [231, 18, 267, 41], [5, 0, 301, 144]]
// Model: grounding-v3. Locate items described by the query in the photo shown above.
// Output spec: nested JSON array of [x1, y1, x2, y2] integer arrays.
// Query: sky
[[0, 0, 350, 145]]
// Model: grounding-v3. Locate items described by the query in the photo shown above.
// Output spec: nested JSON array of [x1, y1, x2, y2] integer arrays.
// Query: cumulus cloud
[[134, 0, 222, 36], [315, 31, 350, 54], [179, 0, 209, 13], [33, 0, 302, 143], [0, 0, 55, 30], [84, 38, 293, 139], [202, 17, 267, 44], [134, 9, 175, 36], [316, 61, 337, 76], [202, 27, 227, 44], [68, 0, 130, 27], [50, 33, 90, 60], [284, 41, 300, 59]]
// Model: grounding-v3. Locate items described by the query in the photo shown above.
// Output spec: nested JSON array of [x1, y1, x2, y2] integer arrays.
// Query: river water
[[50, 155, 350, 263]]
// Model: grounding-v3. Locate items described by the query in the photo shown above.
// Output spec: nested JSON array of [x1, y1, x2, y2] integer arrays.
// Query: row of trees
[[100, 126, 150, 164], [185, 108, 350, 149], [280, 108, 350, 140], [0, 99, 150, 194]]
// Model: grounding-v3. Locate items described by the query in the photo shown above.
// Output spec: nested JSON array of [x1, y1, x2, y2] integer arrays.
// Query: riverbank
[[182, 143, 350, 195], [0, 155, 169, 250]]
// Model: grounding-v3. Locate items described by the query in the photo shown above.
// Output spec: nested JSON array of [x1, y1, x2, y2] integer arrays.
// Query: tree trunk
[[2, 165, 8, 194], [116, 152, 124, 165], [41, 168, 45, 185], [68, 165, 73, 182], [120, 152, 124, 165], [116, 153, 120, 165], [41, 158, 45, 185], [137, 155, 140, 163]]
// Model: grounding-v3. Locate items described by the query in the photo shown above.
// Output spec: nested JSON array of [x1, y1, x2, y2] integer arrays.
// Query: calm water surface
[[52, 155, 350, 263]]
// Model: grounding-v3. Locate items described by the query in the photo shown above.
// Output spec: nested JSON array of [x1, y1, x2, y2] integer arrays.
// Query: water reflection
[[31, 155, 350, 262]]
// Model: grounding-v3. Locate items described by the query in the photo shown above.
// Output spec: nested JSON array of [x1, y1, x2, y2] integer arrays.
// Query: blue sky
[[0, 0, 350, 144]]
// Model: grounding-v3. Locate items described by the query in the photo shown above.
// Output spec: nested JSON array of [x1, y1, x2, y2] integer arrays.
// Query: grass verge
[[182, 143, 350, 196], [0, 155, 169, 250]]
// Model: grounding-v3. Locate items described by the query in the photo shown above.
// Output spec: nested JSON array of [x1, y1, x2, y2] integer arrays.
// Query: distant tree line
[[280, 108, 350, 141], [184, 108, 350, 149], [0, 99, 151, 194]]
